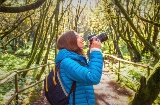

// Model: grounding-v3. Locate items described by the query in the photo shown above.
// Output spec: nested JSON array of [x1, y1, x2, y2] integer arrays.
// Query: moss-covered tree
[[131, 59, 160, 105]]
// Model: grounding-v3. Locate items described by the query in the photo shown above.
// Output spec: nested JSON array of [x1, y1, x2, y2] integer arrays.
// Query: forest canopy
[[0, 0, 160, 105]]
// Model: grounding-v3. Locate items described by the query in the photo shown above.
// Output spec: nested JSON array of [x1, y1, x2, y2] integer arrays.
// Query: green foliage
[[0, 54, 27, 104], [0, 54, 28, 80], [15, 48, 31, 56], [120, 42, 130, 56], [154, 94, 160, 105], [6, 45, 14, 53]]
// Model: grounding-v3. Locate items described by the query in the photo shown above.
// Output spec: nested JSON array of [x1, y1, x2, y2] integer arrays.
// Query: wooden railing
[[0, 54, 154, 104], [103, 54, 153, 85], [0, 62, 54, 105]]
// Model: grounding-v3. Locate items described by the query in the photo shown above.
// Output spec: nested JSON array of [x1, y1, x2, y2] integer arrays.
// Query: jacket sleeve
[[60, 51, 103, 85]]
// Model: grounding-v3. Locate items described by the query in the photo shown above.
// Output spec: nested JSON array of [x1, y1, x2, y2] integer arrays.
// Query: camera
[[88, 32, 108, 44]]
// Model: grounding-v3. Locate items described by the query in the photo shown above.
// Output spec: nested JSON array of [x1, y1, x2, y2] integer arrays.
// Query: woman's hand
[[88, 36, 101, 49]]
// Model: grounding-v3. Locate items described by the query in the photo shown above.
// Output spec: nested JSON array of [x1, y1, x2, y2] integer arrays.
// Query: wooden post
[[15, 71, 18, 105], [118, 60, 120, 81], [107, 55, 109, 67]]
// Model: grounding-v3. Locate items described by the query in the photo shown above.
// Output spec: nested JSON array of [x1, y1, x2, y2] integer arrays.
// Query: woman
[[55, 30, 103, 105]]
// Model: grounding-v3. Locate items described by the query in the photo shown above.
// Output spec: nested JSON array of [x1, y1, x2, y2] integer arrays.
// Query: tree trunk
[[36, 3, 51, 64], [152, 0, 159, 46], [36, 0, 60, 80], [111, 20, 123, 59], [22, 15, 44, 77], [126, 27, 141, 62], [131, 60, 160, 105]]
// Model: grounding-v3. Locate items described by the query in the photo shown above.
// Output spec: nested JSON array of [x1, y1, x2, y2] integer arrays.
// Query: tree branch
[[136, 15, 160, 27], [113, 0, 160, 59], [0, 0, 46, 13]]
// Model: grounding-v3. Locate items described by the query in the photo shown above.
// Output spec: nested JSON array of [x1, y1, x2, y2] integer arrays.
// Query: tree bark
[[131, 60, 160, 105]]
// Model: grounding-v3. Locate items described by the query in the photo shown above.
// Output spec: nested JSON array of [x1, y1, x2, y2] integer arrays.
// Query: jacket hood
[[55, 48, 86, 64]]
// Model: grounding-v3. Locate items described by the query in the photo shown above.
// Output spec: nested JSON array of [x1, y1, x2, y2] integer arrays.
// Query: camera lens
[[88, 32, 108, 44], [97, 32, 108, 42]]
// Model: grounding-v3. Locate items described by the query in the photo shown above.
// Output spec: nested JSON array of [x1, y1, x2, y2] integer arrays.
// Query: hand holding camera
[[88, 32, 108, 49], [88, 36, 101, 49]]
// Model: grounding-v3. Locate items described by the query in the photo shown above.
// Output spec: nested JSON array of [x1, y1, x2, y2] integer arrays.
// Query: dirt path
[[94, 70, 134, 105], [30, 68, 134, 105]]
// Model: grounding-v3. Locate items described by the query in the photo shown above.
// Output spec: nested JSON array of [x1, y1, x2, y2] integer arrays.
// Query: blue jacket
[[55, 48, 103, 105]]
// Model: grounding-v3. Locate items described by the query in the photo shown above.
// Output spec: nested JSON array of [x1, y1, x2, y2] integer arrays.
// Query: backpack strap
[[56, 61, 76, 105], [53, 68, 57, 85], [56, 59, 85, 105], [45, 75, 48, 92], [72, 81, 76, 105], [69, 81, 76, 105], [68, 81, 76, 95]]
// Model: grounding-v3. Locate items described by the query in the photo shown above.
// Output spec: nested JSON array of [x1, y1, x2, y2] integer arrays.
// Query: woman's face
[[74, 32, 85, 49]]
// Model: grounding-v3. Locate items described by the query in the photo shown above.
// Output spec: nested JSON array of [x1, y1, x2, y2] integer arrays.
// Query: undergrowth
[[0, 53, 52, 105]]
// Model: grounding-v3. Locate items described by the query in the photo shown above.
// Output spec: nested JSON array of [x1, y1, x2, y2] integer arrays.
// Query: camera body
[[88, 32, 108, 44]]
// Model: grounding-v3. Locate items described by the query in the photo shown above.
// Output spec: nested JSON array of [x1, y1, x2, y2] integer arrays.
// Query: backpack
[[44, 61, 76, 105], [44, 60, 85, 105]]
